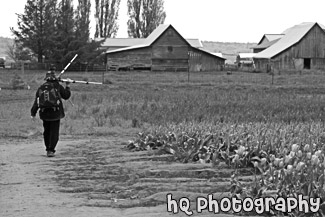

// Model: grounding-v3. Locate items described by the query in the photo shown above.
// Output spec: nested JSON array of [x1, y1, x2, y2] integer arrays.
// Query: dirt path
[[0, 137, 253, 217]]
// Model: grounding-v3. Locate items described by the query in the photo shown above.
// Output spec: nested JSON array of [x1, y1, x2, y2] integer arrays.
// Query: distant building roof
[[251, 38, 281, 49], [237, 53, 256, 58], [257, 34, 284, 45], [264, 34, 284, 42], [211, 52, 223, 58], [195, 48, 226, 60], [254, 22, 324, 59], [186, 39, 203, 48]]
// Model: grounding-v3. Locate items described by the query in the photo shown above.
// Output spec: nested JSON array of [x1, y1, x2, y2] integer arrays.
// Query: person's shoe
[[47, 151, 55, 157]]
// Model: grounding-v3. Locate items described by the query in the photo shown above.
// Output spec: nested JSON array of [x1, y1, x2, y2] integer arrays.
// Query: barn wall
[[253, 58, 271, 73], [189, 50, 201, 71], [151, 28, 189, 71], [189, 49, 225, 72], [106, 47, 152, 70]]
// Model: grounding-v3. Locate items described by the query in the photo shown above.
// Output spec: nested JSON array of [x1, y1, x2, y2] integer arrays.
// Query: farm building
[[251, 34, 284, 53], [105, 24, 225, 72], [236, 53, 256, 66], [253, 22, 325, 72]]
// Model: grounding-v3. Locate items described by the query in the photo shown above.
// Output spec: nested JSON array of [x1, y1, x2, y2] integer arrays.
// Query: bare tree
[[94, 0, 121, 38], [75, 0, 91, 41], [5, 41, 33, 63], [127, 0, 166, 38]]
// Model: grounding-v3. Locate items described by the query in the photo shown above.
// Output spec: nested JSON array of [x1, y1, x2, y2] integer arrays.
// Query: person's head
[[44, 70, 57, 81], [44, 65, 57, 81]]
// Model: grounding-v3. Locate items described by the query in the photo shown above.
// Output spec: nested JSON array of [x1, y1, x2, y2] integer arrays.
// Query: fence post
[[270, 72, 274, 85], [102, 64, 107, 84], [21, 62, 24, 75]]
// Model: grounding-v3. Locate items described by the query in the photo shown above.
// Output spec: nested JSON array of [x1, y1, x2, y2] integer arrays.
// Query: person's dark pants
[[42, 120, 60, 153]]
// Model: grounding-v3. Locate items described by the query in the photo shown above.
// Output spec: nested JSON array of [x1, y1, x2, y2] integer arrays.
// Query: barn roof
[[100, 38, 145, 47], [254, 22, 324, 59], [196, 48, 226, 60], [100, 38, 202, 50], [143, 24, 171, 45], [106, 24, 199, 54]]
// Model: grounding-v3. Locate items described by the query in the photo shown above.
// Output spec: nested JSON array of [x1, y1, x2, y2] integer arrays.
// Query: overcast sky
[[1, 0, 325, 43]]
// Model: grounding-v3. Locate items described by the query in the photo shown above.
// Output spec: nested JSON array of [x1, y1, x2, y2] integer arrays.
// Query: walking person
[[31, 68, 72, 157]]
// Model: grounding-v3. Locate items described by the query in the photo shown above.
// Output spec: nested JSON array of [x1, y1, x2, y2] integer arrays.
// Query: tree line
[[9, 0, 166, 64]]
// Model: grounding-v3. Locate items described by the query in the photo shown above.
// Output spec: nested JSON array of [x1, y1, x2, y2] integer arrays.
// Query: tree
[[75, 0, 91, 41], [127, 0, 166, 38], [11, 0, 57, 63], [6, 41, 34, 63], [94, 0, 121, 38], [52, 0, 77, 65]]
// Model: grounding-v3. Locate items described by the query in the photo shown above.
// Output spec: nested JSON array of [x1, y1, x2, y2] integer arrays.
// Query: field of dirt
[[0, 134, 259, 217]]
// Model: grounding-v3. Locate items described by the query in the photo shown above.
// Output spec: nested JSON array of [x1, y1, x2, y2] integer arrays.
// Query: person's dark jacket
[[31, 80, 71, 121]]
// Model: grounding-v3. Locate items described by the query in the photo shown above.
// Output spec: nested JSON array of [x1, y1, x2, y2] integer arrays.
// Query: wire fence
[[6, 62, 107, 72]]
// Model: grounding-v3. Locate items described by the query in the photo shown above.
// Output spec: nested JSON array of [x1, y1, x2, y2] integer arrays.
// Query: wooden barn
[[253, 22, 325, 72], [105, 24, 225, 72]]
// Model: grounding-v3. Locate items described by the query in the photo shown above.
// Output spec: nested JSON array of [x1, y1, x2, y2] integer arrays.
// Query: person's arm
[[31, 90, 39, 117], [59, 81, 71, 100]]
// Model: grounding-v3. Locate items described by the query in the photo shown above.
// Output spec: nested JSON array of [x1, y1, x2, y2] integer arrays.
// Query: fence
[[7, 62, 107, 72]]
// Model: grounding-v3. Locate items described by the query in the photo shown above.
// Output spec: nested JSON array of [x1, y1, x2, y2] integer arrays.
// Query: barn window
[[167, 46, 173, 52], [304, 58, 311, 69], [167, 29, 173, 36]]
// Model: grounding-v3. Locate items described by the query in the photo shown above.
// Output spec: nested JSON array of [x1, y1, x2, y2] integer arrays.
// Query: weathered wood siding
[[254, 59, 271, 73], [189, 49, 225, 72], [151, 28, 189, 71], [106, 47, 152, 70]]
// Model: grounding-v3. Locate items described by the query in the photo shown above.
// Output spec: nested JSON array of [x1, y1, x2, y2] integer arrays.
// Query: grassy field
[[2, 69, 325, 215], [2, 69, 325, 137]]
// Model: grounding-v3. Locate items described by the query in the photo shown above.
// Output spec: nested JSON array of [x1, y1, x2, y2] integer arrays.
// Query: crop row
[[127, 122, 325, 216]]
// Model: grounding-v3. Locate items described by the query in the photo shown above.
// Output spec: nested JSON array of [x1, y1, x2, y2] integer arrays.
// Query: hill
[[202, 41, 257, 64]]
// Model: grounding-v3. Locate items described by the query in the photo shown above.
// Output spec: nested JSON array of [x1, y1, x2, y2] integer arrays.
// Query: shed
[[105, 24, 225, 72], [236, 53, 256, 66], [253, 22, 325, 72]]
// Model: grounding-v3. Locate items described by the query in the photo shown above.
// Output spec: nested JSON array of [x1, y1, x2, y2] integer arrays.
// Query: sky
[[1, 0, 325, 43]]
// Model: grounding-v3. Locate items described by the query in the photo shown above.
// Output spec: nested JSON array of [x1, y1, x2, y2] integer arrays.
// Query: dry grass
[[2, 69, 325, 137]]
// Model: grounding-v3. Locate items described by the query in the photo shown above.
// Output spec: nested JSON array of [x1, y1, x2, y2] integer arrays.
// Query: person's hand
[[65, 78, 73, 86]]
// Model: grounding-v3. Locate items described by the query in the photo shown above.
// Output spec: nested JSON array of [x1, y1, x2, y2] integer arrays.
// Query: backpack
[[37, 82, 61, 109]]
